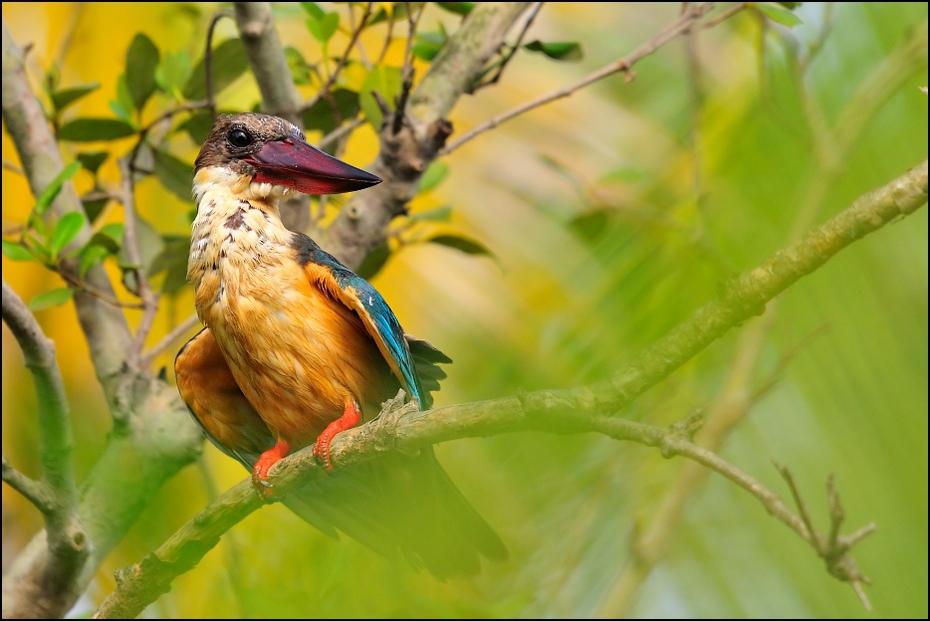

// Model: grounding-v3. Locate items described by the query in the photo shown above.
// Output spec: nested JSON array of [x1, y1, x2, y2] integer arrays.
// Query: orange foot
[[251, 439, 291, 501], [313, 401, 362, 471]]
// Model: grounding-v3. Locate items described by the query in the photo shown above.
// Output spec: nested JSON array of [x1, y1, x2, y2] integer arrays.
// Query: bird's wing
[[175, 327, 274, 469], [293, 233, 427, 407]]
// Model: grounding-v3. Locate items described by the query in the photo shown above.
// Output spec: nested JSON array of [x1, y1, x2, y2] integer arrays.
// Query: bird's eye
[[228, 128, 252, 148]]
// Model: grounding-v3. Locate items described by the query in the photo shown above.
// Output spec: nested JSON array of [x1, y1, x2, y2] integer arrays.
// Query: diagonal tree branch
[[2, 279, 88, 616], [1, 20, 205, 620], [93, 158, 927, 619]]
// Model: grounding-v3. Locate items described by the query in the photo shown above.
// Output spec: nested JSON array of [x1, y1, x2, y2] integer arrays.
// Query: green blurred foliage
[[1, 2, 927, 618]]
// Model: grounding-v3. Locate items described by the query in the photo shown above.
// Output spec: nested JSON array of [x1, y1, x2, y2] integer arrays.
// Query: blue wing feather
[[292, 233, 424, 407]]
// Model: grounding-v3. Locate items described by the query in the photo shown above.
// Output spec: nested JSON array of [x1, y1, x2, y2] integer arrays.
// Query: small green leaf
[[359, 65, 403, 129], [409, 204, 453, 222], [285, 46, 313, 86], [148, 235, 191, 294], [306, 12, 340, 43], [50, 83, 100, 113], [427, 234, 494, 257], [523, 40, 583, 61], [599, 167, 646, 183], [79, 243, 112, 278], [184, 39, 250, 100], [95, 223, 125, 248], [126, 33, 160, 110], [412, 31, 446, 61], [156, 50, 192, 99], [435, 2, 474, 16], [76, 151, 109, 175], [50, 212, 86, 257], [118, 216, 164, 274], [355, 241, 391, 279], [303, 88, 361, 134], [109, 74, 137, 123], [29, 288, 74, 312], [2, 240, 38, 262], [35, 161, 81, 215], [178, 111, 216, 145], [152, 149, 194, 201], [300, 2, 326, 20], [58, 118, 136, 142], [756, 3, 803, 27], [418, 161, 449, 193], [81, 195, 109, 224]]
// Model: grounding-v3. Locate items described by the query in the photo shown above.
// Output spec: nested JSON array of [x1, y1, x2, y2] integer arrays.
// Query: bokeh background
[[2, 2, 927, 617]]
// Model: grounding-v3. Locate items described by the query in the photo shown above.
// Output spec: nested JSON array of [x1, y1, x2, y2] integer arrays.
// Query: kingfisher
[[174, 113, 506, 578]]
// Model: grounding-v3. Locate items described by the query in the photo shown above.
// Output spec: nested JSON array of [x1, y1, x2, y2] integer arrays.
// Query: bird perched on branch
[[175, 113, 505, 578]]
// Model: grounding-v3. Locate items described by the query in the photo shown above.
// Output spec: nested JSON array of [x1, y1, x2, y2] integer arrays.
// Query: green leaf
[[87, 224, 124, 255], [35, 161, 81, 215], [303, 88, 361, 134], [300, 2, 325, 20], [412, 31, 446, 61], [418, 161, 449, 193], [178, 111, 216, 145], [756, 3, 803, 27], [81, 194, 109, 224], [118, 216, 164, 273], [599, 167, 646, 183], [523, 40, 583, 61], [50, 212, 86, 258], [148, 235, 191, 294], [75, 151, 109, 175], [109, 74, 136, 123], [78, 243, 112, 278], [306, 12, 340, 43], [435, 2, 475, 16], [126, 33, 160, 110], [285, 46, 313, 86], [409, 204, 453, 222], [183, 39, 249, 100], [355, 241, 391, 279], [58, 118, 136, 142], [152, 149, 194, 201], [29, 288, 74, 312], [50, 83, 100, 113], [156, 49, 192, 99], [359, 65, 403, 129], [426, 234, 494, 257], [2, 240, 38, 262]]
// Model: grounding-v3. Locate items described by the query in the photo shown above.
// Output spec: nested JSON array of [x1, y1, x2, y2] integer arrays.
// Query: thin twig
[[3, 158, 24, 175], [442, 3, 716, 154], [2, 456, 55, 515], [141, 312, 201, 366], [56, 269, 145, 310], [375, 4, 397, 65], [205, 10, 234, 117], [316, 115, 364, 150], [400, 1, 426, 84], [701, 1, 747, 29], [118, 158, 161, 361], [301, 3, 373, 116], [475, 1, 544, 90]]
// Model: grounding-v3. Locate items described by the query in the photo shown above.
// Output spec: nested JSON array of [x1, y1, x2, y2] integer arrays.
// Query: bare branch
[[473, 1, 545, 91], [141, 313, 201, 367], [442, 3, 716, 155], [204, 11, 234, 117], [2, 456, 55, 514], [93, 157, 926, 619], [117, 158, 161, 362]]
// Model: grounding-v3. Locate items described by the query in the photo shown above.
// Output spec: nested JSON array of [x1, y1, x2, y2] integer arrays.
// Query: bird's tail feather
[[281, 448, 506, 579]]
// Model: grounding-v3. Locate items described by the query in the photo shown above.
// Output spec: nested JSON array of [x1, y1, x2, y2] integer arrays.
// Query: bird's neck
[[188, 166, 294, 293]]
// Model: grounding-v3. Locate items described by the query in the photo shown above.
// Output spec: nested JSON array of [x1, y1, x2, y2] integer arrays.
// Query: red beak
[[244, 138, 381, 195]]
